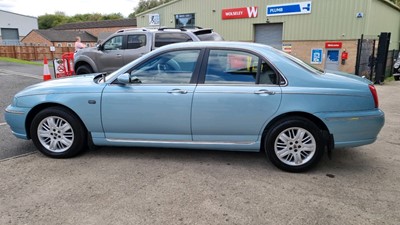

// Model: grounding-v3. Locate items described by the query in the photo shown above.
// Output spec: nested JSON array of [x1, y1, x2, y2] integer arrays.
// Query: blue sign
[[267, 1, 312, 16], [311, 48, 323, 64]]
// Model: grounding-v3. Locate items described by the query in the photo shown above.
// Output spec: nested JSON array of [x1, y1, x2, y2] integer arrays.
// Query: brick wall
[[283, 40, 358, 74]]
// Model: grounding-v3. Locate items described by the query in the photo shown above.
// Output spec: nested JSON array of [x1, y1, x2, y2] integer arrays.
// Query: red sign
[[222, 6, 258, 20], [325, 42, 342, 48]]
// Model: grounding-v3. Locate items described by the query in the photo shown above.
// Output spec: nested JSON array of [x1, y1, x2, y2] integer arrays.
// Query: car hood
[[15, 74, 104, 97], [75, 47, 98, 54]]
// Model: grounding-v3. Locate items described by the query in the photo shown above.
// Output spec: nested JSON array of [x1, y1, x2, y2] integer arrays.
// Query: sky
[[0, 0, 140, 18]]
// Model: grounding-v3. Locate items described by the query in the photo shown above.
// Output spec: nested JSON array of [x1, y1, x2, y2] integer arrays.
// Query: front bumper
[[4, 105, 30, 140]]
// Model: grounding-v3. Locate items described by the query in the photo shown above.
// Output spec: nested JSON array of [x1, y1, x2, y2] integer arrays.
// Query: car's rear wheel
[[264, 117, 324, 172], [394, 75, 399, 81], [75, 64, 93, 75], [30, 107, 86, 158]]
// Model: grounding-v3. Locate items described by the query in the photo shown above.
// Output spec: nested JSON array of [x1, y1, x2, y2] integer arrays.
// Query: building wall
[[286, 40, 358, 73], [137, 0, 399, 46], [367, 0, 400, 50], [20, 32, 52, 46], [136, 0, 399, 74], [0, 10, 38, 40]]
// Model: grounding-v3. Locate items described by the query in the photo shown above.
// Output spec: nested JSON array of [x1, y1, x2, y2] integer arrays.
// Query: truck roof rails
[[180, 26, 204, 29], [157, 27, 187, 31], [116, 28, 148, 33]]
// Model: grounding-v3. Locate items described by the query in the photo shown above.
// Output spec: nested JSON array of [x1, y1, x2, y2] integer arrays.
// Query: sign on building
[[222, 6, 258, 20], [267, 1, 312, 17], [282, 43, 292, 53], [149, 14, 160, 26], [311, 48, 323, 64]]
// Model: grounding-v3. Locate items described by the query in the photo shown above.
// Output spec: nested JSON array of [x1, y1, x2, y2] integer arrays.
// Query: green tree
[[389, 0, 400, 7], [38, 12, 124, 29], [133, 0, 173, 16], [38, 12, 68, 29]]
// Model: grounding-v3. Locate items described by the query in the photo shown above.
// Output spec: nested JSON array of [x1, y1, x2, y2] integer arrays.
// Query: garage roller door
[[255, 24, 283, 50], [1, 28, 19, 45]]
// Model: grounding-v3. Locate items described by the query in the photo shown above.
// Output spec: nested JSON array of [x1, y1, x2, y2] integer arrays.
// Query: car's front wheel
[[30, 107, 86, 158], [264, 117, 324, 172]]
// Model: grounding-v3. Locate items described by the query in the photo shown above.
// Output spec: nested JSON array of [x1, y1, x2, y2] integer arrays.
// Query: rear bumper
[[315, 109, 385, 148]]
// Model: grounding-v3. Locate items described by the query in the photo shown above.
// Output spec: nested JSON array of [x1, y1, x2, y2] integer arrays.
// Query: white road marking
[[0, 122, 7, 126], [0, 69, 42, 79]]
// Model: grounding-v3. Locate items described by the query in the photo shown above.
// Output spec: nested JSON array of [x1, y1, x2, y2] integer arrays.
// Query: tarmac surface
[[0, 61, 399, 225]]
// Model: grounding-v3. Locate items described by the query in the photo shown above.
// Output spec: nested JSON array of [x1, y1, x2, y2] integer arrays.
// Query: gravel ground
[[0, 75, 399, 225]]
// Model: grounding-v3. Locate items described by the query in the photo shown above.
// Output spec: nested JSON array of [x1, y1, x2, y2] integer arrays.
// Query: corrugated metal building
[[0, 10, 38, 45], [137, 0, 400, 74]]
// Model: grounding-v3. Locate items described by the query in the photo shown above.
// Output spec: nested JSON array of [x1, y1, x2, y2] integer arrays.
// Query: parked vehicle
[[393, 53, 400, 81], [5, 42, 385, 172], [74, 27, 223, 75]]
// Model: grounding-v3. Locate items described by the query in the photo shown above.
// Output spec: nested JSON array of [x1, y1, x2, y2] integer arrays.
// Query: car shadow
[[78, 146, 376, 174]]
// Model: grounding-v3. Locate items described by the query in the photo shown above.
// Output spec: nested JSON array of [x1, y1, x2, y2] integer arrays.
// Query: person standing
[[74, 36, 86, 52]]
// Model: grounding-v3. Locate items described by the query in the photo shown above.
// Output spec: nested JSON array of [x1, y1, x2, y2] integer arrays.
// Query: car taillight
[[369, 84, 379, 108]]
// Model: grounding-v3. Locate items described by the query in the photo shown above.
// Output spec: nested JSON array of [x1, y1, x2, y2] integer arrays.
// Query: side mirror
[[117, 73, 142, 84], [97, 44, 102, 51]]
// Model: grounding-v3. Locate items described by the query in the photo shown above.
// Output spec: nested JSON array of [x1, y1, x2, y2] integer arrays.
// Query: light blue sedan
[[5, 42, 385, 172]]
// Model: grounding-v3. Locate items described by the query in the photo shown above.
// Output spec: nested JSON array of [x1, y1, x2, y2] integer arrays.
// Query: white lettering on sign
[[225, 11, 244, 16], [247, 7, 258, 18], [270, 8, 283, 13]]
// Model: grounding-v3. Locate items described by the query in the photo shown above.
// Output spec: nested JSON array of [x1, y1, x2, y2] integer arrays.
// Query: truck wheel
[[76, 65, 93, 75]]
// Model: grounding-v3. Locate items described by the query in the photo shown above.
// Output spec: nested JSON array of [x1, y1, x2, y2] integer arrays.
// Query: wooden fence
[[0, 45, 75, 61]]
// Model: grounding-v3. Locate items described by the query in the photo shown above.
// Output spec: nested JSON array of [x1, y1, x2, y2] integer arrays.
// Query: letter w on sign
[[222, 6, 258, 20]]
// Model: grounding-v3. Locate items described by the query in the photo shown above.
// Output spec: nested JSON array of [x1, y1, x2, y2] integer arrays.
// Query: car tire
[[264, 117, 324, 172], [394, 76, 399, 81], [75, 64, 93, 75], [30, 106, 87, 158]]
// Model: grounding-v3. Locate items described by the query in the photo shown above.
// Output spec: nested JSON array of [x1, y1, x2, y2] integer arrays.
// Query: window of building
[[57, 43, 62, 47], [175, 13, 195, 28]]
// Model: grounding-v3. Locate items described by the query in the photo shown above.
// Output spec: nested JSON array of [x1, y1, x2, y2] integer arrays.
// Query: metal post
[[370, 39, 376, 81], [355, 34, 364, 75]]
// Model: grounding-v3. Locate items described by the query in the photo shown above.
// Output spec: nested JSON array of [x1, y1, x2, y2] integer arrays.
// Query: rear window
[[196, 32, 224, 41], [154, 33, 193, 47]]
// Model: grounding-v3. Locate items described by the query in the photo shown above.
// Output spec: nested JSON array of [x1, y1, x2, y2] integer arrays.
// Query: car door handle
[[254, 89, 275, 95], [167, 89, 188, 94], [116, 54, 122, 58]]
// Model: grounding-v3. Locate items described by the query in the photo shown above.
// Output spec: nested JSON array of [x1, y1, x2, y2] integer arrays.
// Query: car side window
[[127, 34, 146, 49], [259, 61, 278, 85], [129, 50, 200, 84], [205, 50, 259, 84], [205, 50, 278, 85], [103, 36, 123, 50], [154, 33, 193, 47]]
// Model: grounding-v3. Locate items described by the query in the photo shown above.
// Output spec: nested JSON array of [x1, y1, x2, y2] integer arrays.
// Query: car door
[[123, 33, 152, 64], [101, 49, 203, 141], [97, 35, 126, 72], [192, 49, 282, 143]]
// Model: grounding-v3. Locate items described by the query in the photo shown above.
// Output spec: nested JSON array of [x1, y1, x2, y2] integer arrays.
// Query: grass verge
[[0, 57, 44, 66]]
